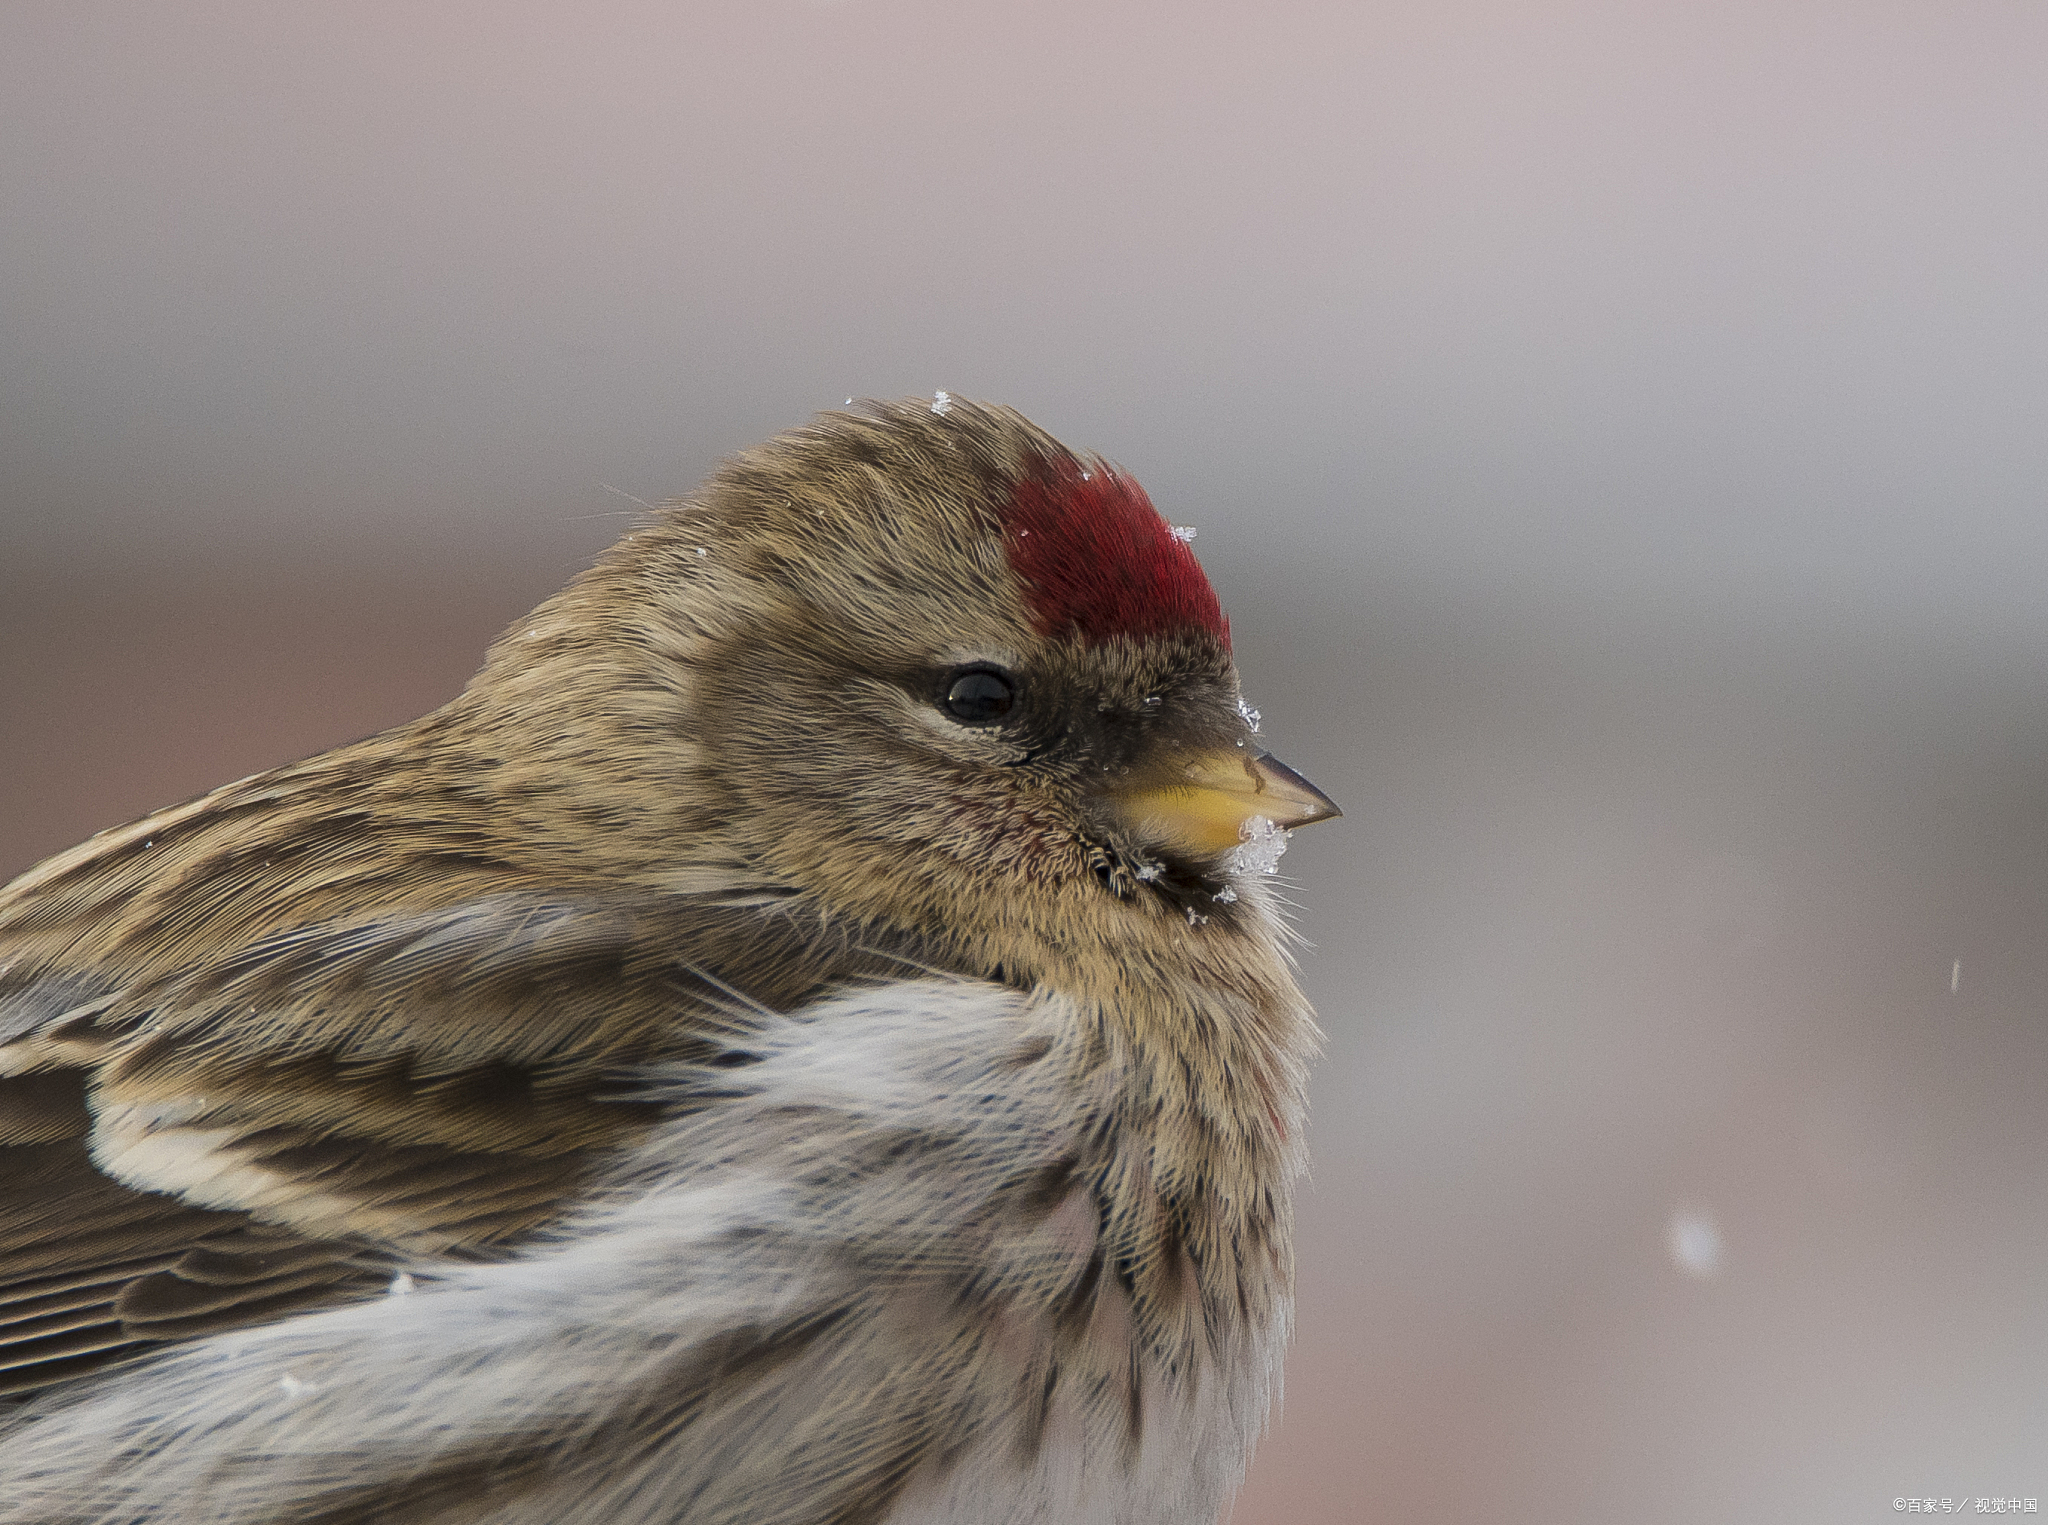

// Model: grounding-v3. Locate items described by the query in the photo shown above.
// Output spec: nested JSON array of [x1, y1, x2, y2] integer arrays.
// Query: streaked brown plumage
[[0, 397, 1337, 1523]]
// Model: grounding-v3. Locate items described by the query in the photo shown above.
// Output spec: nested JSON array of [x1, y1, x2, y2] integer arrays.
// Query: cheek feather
[[942, 791, 1072, 883], [1003, 458, 1229, 649]]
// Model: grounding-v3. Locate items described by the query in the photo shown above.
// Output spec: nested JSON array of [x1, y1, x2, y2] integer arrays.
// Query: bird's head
[[469, 397, 1337, 981]]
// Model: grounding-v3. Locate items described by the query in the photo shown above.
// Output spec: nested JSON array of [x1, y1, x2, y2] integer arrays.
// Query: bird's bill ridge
[[1109, 750, 1342, 857]]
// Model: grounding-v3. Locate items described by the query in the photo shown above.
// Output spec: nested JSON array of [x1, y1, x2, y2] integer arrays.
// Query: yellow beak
[[1111, 749, 1342, 857]]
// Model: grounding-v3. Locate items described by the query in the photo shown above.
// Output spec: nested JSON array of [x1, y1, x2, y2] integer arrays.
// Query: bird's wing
[[0, 981, 1164, 1525], [0, 888, 900, 1396]]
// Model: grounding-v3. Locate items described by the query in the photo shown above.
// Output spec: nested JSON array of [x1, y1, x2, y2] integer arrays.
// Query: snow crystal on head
[[1002, 456, 1229, 648]]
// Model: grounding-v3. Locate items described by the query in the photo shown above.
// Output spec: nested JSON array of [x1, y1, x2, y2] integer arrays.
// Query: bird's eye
[[941, 667, 1017, 725]]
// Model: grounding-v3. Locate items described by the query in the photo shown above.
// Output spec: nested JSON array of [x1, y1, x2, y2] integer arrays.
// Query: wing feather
[[0, 886, 922, 1398]]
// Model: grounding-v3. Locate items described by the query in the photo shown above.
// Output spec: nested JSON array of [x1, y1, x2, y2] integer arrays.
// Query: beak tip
[[1250, 752, 1343, 832], [1279, 802, 1341, 831]]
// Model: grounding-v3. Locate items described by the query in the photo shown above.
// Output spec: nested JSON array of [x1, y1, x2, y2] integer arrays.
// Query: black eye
[[942, 667, 1017, 725]]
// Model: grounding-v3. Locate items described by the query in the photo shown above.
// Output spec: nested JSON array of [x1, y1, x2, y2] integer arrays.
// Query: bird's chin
[[1086, 835, 1240, 920]]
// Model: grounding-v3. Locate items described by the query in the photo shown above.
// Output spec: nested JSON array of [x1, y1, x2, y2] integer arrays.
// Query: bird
[[0, 396, 1339, 1524]]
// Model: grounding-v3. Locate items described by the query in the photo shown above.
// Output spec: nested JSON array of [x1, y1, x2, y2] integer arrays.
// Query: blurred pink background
[[4, 4, 2044, 1519]]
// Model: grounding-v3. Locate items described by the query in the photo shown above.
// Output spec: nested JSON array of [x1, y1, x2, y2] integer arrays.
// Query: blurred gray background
[[4, 3, 2045, 1519]]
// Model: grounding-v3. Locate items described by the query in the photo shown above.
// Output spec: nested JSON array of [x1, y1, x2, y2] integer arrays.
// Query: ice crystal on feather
[[1226, 816, 1290, 879]]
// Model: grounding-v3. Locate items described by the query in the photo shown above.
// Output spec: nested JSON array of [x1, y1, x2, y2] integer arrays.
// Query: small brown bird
[[0, 398, 1338, 1524]]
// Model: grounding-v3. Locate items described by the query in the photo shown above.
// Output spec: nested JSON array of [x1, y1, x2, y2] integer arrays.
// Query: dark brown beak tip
[[1250, 752, 1343, 829]]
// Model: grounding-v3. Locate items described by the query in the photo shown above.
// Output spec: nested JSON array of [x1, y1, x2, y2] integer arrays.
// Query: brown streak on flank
[[1122, 1343, 1146, 1470], [1015, 1158, 1078, 1219], [998, 1032, 1054, 1069], [1014, 1356, 1062, 1470]]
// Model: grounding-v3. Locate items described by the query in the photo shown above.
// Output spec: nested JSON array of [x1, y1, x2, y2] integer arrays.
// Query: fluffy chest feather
[[0, 978, 1302, 1525]]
